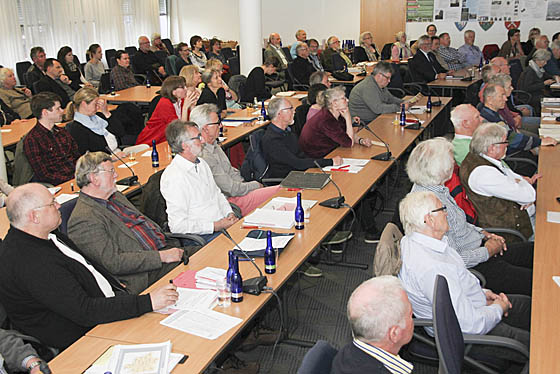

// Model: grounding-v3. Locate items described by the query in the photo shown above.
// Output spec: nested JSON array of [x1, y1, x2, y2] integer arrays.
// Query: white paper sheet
[[322, 158, 370, 173], [222, 121, 246, 127], [160, 309, 242, 340], [261, 197, 317, 211], [243, 208, 295, 229], [85, 347, 183, 374], [231, 235, 294, 253], [165, 288, 218, 311], [118, 161, 138, 168]]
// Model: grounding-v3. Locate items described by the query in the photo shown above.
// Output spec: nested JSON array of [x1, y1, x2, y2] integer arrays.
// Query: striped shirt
[[353, 339, 413, 374]]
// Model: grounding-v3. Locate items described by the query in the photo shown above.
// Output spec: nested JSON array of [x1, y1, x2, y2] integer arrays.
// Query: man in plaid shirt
[[23, 92, 80, 186], [438, 33, 470, 72], [110, 50, 139, 91]]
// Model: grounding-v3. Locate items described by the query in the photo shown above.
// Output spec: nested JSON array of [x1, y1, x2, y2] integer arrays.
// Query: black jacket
[[0, 227, 152, 349], [197, 86, 227, 112], [408, 50, 447, 83], [34, 75, 71, 108], [66, 113, 126, 155], [331, 342, 392, 374], [291, 57, 316, 85], [244, 67, 271, 102]]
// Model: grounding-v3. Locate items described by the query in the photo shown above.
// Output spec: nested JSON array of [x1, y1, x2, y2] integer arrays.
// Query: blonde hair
[[205, 58, 223, 72], [66, 87, 99, 120], [180, 65, 201, 88]]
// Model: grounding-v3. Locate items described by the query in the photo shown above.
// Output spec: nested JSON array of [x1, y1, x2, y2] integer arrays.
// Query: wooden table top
[[427, 71, 481, 88], [100, 85, 161, 104], [1, 118, 37, 148]]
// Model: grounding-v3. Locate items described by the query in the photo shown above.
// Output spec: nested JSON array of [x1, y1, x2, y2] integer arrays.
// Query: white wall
[[406, 21, 560, 49]]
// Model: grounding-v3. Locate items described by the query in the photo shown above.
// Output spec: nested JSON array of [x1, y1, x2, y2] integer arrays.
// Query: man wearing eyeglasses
[[398, 190, 531, 365], [161, 120, 238, 243], [349, 61, 407, 123], [68, 152, 193, 294]]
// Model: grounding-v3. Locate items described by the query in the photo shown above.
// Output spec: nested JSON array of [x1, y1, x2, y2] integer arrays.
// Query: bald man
[[332, 276, 414, 374], [0, 184, 178, 349], [451, 104, 483, 165], [264, 33, 289, 71]]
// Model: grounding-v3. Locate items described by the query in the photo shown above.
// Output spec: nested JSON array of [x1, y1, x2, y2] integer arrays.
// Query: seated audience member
[[0, 68, 32, 118], [207, 38, 227, 65], [354, 31, 380, 63], [150, 32, 170, 55], [309, 70, 331, 88], [161, 120, 238, 242], [34, 58, 71, 108], [206, 59, 237, 104], [264, 33, 289, 72], [243, 57, 279, 102], [291, 42, 316, 85], [450, 104, 483, 165], [136, 76, 198, 145], [0, 327, 46, 374], [349, 61, 406, 123], [408, 138, 533, 296], [24, 92, 80, 185], [66, 87, 126, 155], [459, 30, 484, 67], [261, 97, 342, 179], [84, 44, 105, 89], [300, 86, 372, 158], [25, 46, 46, 92], [0, 183, 178, 349], [68, 152, 192, 294], [398, 190, 530, 364], [391, 32, 412, 60], [523, 27, 541, 55], [331, 276, 414, 374], [321, 36, 352, 72], [110, 50, 139, 91], [554, 31, 560, 42], [306, 38, 324, 71], [290, 29, 307, 59], [460, 123, 539, 241], [197, 69, 226, 114], [408, 35, 447, 83], [306, 83, 328, 121], [0, 97, 21, 126], [175, 42, 192, 74], [57, 46, 89, 91], [518, 49, 556, 115], [525, 35, 549, 64], [430, 36, 449, 70], [544, 40, 560, 77], [411, 24, 437, 54], [189, 35, 207, 70], [180, 64, 203, 92], [498, 28, 525, 59], [192, 104, 280, 216], [438, 33, 469, 71], [132, 36, 167, 84], [475, 63, 499, 106]]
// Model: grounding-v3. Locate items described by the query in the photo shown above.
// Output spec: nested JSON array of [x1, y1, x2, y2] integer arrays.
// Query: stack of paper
[[539, 128, 560, 140], [243, 208, 295, 229], [55, 194, 78, 204], [195, 267, 227, 289], [409, 106, 426, 114], [276, 91, 296, 97], [292, 93, 307, 99], [322, 158, 370, 174], [222, 120, 246, 127], [261, 197, 317, 212], [230, 235, 294, 253], [161, 309, 242, 340]]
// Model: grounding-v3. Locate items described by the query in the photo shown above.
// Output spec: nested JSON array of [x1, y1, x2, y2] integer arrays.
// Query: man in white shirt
[[398, 190, 530, 364], [264, 33, 289, 71], [161, 120, 238, 243], [460, 123, 538, 242]]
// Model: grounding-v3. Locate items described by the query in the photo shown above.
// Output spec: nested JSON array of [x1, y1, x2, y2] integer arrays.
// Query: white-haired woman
[[517, 49, 556, 115], [406, 137, 533, 296], [0, 68, 32, 118], [355, 31, 380, 63], [391, 32, 412, 60]]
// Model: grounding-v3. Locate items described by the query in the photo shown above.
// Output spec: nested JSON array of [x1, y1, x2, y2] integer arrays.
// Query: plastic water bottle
[[146, 76, 151, 88], [295, 192, 305, 230], [226, 250, 235, 286], [264, 230, 276, 274], [151, 139, 159, 168], [399, 104, 406, 126], [426, 95, 432, 114], [230, 255, 243, 303]]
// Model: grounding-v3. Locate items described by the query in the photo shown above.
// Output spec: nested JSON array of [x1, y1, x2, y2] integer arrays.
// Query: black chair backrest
[[147, 95, 163, 120], [353, 46, 368, 63], [296, 340, 338, 374], [228, 74, 247, 101], [154, 50, 168, 65], [138, 169, 169, 229], [59, 198, 78, 235], [240, 128, 269, 182], [105, 49, 117, 69], [99, 72, 111, 94], [433, 275, 464, 374], [228, 56, 240, 76], [509, 59, 523, 89], [221, 47, 234, 61], [381, 43, 393, 60], [293, 103, 310, 136], [15, 61, 32, 86], [165, 55, 178, 76], [162, 38, 174, 55], [387, 63, 404, 89], [125, 46, 138, 57], [282, 46, 293, 62]]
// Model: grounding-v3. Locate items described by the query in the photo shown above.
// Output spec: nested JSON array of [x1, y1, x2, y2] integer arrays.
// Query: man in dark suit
[[408, 35, 447, 83], [132, 35, 167, 84], [34, 58, 71, 108], [25, 46, 46, 93], [291, 42, 316, 85], [331, 275, 414, 374]]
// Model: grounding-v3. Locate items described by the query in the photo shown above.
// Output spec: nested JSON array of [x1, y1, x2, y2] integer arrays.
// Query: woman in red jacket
[[136, 76, 199, 145]]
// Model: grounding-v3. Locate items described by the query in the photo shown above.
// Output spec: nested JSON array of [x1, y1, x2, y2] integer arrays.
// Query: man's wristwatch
[[27, 360, 42, 372]]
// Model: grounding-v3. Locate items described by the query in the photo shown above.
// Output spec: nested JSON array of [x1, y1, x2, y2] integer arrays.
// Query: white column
[[238, 0, 262, 76]]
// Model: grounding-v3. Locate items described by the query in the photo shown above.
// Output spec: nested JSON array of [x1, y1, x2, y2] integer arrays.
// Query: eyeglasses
[[380, 73, 392, 80], [280, 106, 294, 112], [96, 168, 116, 174], [206, 120, 221, 126], [189, 134, 202, 141], [33, 199, 57, 211], [492, 141, 509, 145], [430, 206, 447, 214]]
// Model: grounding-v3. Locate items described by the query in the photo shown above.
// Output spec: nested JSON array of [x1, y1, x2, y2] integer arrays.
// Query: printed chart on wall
[[407, 0, 435, 22]]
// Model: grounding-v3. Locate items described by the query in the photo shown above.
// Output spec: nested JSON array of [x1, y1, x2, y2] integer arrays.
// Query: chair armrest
[[388, 87, 406, 99], [403, 83, 425, 96], [463, 334, 529, 359], [261, 178, 284, 186], [413, 318, 433, 327], [483, 228, 528, 242], [469, 269, 486, 287], [164, 232, 206, 246], [504, 156, 537, 169], [134, 74, 147, 84]]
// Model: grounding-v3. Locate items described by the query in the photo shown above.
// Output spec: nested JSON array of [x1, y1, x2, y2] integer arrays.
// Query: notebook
[[280, 171, 331, 190]]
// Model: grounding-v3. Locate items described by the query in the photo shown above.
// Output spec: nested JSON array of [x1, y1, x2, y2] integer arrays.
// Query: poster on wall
[[517, 0, 547, 19], [477, 0, 516, 22], [407, 0, 435, 22], [546, 0, 560, 20], [434, 0, 462, 20], [461, 0, 480, 20]]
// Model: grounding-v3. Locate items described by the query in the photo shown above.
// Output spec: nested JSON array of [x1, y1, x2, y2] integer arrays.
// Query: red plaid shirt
[[23, 122, 80, 185]]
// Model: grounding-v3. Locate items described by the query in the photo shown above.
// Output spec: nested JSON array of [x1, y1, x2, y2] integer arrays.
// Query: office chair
[[296, 340, 338, 374]]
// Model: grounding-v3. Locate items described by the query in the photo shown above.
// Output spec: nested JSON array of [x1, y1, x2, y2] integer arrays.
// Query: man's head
[[426, 24, 437, 37], [554, 32, 560, 42], [268, 97, 294, 129], [307, 39, 320, 55], [430, 36, 440, 51], [535, 35, 550, 50], [0, 68, 17, 90], [399, 191, 449, 239], [417, 35, 431, 52], [490, 56, 510, 75], [310, 71, 330, 88], [327, 36, 341, 51], [30, 46, 46, 68], [191, 103, 221, 145], [138, 36, 151, 52], [166, 120, 203, 162], [439, 33, 451, 47], [347, 276, 413, 353], [470, 122, 508, 160], [488, 73, 514, 97], [406, 137, 454, 186], [31, 92, 63, 122], [75, 152, 116, 199], [269, 33, 282, 47], [528, 27, 541, 42], [481, 63, 500, 82], [6, 183, 61, 236], [151, 32, 163, 47], [551, 40, 560, 59], [295, 29, 307, 42], [464, 30, 475, 46], [450, 104, 483, 136], [372, 61, 393, 89], [262, 57, 280, 75], [44, 58, 63, 79], [115, 50, 130, 68], [295, 42, 309, 59], [482, 84, 507, 110], [508, 28, 521, 43]]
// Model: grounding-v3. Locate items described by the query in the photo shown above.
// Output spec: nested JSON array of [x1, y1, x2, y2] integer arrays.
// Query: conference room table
[[47, 96, 452, 374], [100, 85, 162, 105], [427, 69, 481, 97]]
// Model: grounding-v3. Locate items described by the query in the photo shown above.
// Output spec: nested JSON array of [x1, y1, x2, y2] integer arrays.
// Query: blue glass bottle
[[295, 192, 304, 230], [478, 56, 483, 71], [110, 82, 115, 96], [426, 95, 432, 114], [230, 255, 243, 303], [151, 139, 159, 168], [261, 100, 266, 120], [264, 230, 276, 274], [226, 250, 235, 286], [399, 104, 406, 126], [146, 76, 151, 88]]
